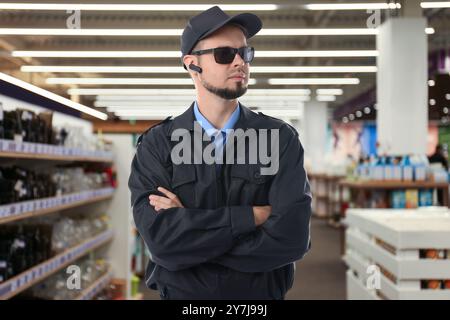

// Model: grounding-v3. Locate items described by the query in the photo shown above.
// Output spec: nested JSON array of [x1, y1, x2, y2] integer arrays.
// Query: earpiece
[[188, 63, 203, 74]]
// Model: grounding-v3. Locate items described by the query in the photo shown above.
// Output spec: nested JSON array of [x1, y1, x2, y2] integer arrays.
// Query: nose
[[232, 50, 246, 67]]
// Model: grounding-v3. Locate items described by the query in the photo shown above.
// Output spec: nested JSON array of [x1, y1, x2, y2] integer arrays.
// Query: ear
[[183, 55, 198, 68]]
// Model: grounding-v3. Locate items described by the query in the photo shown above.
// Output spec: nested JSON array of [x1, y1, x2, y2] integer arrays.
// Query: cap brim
[[198, 12, 262, 41]]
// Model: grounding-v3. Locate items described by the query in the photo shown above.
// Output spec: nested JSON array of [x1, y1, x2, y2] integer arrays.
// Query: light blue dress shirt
[[193, 100, 240, 170]]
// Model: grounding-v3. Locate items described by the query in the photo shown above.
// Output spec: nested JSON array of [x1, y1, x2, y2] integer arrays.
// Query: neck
[[196, 90, 238, 129]]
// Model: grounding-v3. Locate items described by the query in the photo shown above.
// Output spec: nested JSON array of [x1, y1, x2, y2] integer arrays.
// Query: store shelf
[[76, 269, 114, 300], [0, 229, 114, 300], [0, 139, 113, 163], [379, 272, 450, 300], [346, 229, 450, 279], [310, 173, 345, 220], [346, 270, 380, 300], [345, 208, 450, 249], [339, 180, 449, 190], [0, 187, 115, 225], [345, 209, 450, 300]]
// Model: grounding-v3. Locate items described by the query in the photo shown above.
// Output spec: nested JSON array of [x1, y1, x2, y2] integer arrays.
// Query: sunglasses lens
[[213, 47, 254, 64], [214, 47, 235, 64], [241, 47, 254, 63]]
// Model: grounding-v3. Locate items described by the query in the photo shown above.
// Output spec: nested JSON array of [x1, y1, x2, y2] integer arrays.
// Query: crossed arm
[[149, 186, 272, 227], [128, 126, 312, 273]]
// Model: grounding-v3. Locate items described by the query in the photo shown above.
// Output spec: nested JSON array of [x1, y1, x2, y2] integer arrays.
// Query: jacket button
[[254, 171, 261, 179]]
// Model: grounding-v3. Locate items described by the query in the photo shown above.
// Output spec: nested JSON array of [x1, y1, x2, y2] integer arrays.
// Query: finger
[[150, 195, 172, 206], [149, 194, 166, 201], [157, 187, 178, 200], [149, 198, 163, 210], [153, 197, 176, 210]]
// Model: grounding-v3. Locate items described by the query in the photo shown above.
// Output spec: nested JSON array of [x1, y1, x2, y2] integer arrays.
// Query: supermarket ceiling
[[0, 0, 449, 121]]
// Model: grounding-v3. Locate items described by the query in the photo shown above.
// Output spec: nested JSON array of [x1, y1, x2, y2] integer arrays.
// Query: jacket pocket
[[230, 164, 273, 205], [171, 164, 196, 208]]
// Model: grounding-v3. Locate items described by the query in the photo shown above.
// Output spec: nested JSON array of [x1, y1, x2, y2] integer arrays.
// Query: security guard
[[128, 6, 312, 300]]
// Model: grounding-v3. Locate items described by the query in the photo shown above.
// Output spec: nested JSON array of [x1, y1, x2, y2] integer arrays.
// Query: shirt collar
[[193, 100, 240, 135]]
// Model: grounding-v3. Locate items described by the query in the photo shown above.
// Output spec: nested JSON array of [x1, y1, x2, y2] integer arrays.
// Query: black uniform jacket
[[128, 102, 312, 300]]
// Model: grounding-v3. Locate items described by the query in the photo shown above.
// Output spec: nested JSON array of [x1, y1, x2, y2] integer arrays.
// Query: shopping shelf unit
[[343, 208, 450, 300], [0, 81, 127, 299], [0, 139, 117, 299], [0, 229, 114, 300], [338, 180, 449, 215], [76, 267, 114, 300], [0, 187, 115, 225], [0, 139, 113, 163], [308, 173, 345, 224]]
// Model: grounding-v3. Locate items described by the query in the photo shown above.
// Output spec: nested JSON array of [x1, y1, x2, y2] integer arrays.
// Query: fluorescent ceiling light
[[421, 2, 450, 9], [118, 115, 175, 120], [304, 3, 401, 10], [95, 95, 310, 103], [13, 51, 182, 58], [48, 77, 195, 85], [112, 108, 186, 114], [102, 101, 308, 111], [96, 98, 310, 108], [256, 110, 300, 117], [316, 89, 344, 95], [3, 28, 376, 36], [253, 66, 376, 73], [107, 105, 304, 113], [268, 78, 360, 85], [316, 95, 337, 102], [0, 72, 107, 120], [23, 65, 377, 73], [259, 28, 378, 35], [47, 78, 256, 85], [0, 4, 278, 11], [108, 106, 305, 114], [69, 88, 312, 96], [13, 50, 379, 58], [114, 110, 186, 117], [95, 96, 310, 104], [1, 28, 433, 36], [117, 113, 299, 120], [257, 50, 379, 57], [0, 28, 183, 36], [114, 109, 300, 118], [23, 66, 187, 73]]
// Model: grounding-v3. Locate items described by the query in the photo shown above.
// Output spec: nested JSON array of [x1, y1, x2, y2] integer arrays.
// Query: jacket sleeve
[[212, 125, 312, 272], [128, 128, 256, 271]]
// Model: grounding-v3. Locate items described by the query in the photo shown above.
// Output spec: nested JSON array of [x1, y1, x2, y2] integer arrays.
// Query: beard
[[200, 77, 248, 100]]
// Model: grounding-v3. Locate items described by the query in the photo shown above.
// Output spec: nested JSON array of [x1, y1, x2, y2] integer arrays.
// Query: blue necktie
[[211, 131, 226, 177]]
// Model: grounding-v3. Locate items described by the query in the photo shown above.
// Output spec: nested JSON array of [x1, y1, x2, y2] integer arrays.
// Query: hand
[[149, 187, 184, 212], [252, 205, 272, 226]]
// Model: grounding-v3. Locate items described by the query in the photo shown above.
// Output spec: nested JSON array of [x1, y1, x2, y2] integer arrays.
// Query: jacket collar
[[169, 100, 255, 135]]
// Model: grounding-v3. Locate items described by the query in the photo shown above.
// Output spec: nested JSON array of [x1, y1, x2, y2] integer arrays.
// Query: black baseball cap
[[180, 6, 262, 70]]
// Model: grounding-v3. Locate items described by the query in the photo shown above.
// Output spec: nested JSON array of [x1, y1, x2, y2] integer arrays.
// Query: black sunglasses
[[191, 46, 255, 64]]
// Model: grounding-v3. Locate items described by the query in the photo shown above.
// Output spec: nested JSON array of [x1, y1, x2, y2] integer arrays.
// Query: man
[[128, 6, 312, 300]]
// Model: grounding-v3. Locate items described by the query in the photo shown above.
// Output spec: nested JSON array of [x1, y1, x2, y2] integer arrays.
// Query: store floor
[[139, 217, 346, 300]]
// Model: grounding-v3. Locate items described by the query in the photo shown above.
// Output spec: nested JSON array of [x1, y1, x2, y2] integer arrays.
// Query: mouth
[[229, 75, 246, 80]]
